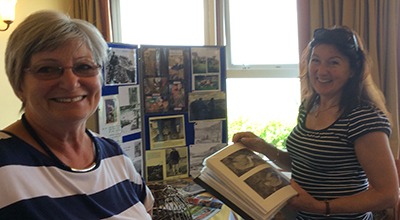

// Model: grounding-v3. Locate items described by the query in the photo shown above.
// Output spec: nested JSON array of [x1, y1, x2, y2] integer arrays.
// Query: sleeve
[[142, 184, 154, 212], [348, 106, 391, 143]]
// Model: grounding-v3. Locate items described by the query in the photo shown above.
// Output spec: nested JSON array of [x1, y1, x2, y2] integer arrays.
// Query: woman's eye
[[331, 61, 339, 65], [37, 66, 58, 73], [75, 64, 93, 71]]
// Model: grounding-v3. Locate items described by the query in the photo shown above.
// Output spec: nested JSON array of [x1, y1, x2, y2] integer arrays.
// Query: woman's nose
[[317, 62, 329, 74], [58, 67, 80, 90]]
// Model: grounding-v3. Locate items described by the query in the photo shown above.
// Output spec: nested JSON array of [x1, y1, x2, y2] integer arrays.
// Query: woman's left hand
[[287, 179, 325, 214]]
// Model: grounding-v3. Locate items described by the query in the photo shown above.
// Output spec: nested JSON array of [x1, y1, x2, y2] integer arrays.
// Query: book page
[[203, 143, 297, 214]]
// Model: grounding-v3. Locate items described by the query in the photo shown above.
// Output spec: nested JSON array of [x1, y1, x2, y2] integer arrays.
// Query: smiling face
[[308, 44, 353, 101], [19, 40, 102, 126]]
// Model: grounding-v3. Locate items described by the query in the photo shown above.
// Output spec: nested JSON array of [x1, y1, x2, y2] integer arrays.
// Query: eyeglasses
[[25, 62, 101, 80], [313, 28, 359, 52]]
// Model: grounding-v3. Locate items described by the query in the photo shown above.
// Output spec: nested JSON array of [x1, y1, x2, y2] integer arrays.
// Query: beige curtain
[[297, 0, 399, 157], [73, 0, 112, 42]]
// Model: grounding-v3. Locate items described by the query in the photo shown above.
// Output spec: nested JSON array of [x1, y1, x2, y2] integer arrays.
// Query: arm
[[289, 131, 399, 214], [232, 131, 292, 171]]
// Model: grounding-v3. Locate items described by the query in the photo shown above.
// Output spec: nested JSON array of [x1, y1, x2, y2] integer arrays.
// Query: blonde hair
[[5, 10, 108, 97]]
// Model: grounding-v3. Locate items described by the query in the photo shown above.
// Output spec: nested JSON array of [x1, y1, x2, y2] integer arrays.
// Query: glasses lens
[[27, 62, 100, 80], [73, 63, 100, 77], [29, 65, 62, 80]]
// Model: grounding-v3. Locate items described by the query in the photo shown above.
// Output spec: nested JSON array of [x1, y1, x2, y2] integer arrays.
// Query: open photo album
[[194, 142, 298, 220]]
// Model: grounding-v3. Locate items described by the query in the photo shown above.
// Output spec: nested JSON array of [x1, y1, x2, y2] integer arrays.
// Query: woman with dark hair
[[233, 26, 398, 219]]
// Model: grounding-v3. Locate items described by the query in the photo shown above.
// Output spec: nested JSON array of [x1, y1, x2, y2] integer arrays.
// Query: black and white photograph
[[221, 148, 266, 177], [146, 149, 165, 182], [194, 121, 223, 144], [119, 85, 141, 136], [165, 146, 189, 178], [148, 115, 186, 149], [104, 47, 137, 85], [189, 143, 226, 177], [121, 139, 143, 176], [189, 91, 227, 121], [244, 167, 289, 199]]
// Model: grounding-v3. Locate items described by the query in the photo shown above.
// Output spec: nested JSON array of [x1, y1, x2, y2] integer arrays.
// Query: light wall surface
[[0, 0, 73, 129]]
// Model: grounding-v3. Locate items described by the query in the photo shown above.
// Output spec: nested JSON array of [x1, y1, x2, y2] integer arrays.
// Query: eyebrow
[[311, 54, 344, 60]]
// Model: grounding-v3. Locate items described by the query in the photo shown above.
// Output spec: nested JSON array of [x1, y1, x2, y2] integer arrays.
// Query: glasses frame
[[24, 63, 102, 80]]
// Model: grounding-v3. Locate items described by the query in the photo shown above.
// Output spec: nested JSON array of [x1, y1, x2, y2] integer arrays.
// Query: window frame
[[222, 0, 299, 79]]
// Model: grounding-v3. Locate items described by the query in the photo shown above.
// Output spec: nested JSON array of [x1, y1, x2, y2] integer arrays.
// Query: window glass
[[227, 0, 299, 65], [119, 0, 204, 45], [226, 78, 301, 147]]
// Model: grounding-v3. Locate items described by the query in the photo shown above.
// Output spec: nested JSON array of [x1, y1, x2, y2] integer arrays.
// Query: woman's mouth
[[317, 78, 332, 83], [54, 96, 84, 103]]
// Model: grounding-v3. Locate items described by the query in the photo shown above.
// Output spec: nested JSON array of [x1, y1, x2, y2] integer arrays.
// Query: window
[[224, 0, 301, 147], [112, 0, 301, 148], [114, 0, 205, 46]]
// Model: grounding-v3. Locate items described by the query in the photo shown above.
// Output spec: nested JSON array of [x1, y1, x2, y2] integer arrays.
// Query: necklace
[[21, 114, 99, 172], [314, 105, 338, 118]]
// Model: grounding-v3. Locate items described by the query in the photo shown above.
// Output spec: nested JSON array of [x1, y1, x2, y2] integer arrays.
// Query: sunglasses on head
[[313, 28, 359, 52]]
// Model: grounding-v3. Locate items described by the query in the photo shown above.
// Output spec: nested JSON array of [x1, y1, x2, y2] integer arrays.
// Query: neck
[[21, 113, 94, 170]]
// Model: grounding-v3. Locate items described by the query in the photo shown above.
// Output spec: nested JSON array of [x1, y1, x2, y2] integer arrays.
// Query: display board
[[98, 43, 227, 182]]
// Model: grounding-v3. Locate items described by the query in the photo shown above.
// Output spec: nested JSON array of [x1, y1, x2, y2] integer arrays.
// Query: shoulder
[[87, 130, 125, 158], [345, 104, 391, 141]]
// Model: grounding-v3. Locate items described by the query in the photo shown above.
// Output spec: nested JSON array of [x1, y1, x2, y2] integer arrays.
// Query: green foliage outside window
[[228, 117, 295, 150]]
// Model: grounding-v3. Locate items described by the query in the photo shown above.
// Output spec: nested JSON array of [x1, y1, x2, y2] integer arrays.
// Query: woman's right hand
[[232, 131, 271, 155]]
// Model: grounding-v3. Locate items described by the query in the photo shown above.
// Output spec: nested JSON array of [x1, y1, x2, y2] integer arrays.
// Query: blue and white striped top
[[286, 103, 391, 220], [0, 130, 154, 220]]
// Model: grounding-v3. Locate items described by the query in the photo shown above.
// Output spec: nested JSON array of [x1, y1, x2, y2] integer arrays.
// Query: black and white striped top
[[286, 103, 391, 220]]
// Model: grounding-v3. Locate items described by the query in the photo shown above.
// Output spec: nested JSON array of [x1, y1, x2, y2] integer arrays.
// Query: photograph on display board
[[119, 85, 141, 136], [143, 48, 168, 77], [165, 146, 189, 179], [169, 81, 186, 112], [121, 139, 143, 176], [168, 49, 187, 81], [191, 47, 220, 73], [143, 77, 169, 95], [104, 47, 137, 85], [194, 121, 223, 144], [189, 91, 227, 122], [194, 74, 220, 91], [144, 95, 169, 113], [98, 95, 122, 143], [148, 115, 186, 149], [189, 143, 227, 177], [146, 149, 165, 182]]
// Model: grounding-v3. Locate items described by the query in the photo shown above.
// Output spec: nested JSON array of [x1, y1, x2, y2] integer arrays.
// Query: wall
[[0, 0, 73, 129]]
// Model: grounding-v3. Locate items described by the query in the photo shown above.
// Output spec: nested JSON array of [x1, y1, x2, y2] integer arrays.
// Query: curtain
[[297, 0, 399, 157], [73, 0, 112, 42]]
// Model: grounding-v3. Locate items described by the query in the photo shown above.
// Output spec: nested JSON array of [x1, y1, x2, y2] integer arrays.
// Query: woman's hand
[[232, 132, 270, 154], [288, 179, 325, 214]]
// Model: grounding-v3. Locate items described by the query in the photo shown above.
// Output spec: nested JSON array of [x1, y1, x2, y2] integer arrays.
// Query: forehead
[[30, 40, 93, 64], [311, 44, 348, 58]]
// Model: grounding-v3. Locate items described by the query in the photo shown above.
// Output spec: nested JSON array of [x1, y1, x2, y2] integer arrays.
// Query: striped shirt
[[0, 130, 154, 220], [286, 103, 391, 220]]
